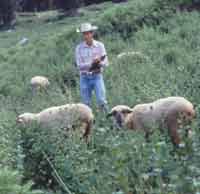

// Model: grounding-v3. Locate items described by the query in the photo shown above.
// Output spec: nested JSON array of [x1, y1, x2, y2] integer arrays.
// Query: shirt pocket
[[80, 49, 92, 64], [92, 48, 101, 59]]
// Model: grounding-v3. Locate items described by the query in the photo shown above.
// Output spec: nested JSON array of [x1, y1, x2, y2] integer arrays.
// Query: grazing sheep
[[107, 97, 195, 146], [117, 51, 147, 59], [30, 76, 50, 94], [107, 105, 133, 129], [17, 103, 94, 142]]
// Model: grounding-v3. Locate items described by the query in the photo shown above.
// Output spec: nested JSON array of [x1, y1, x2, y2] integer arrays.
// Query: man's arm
[[75, 45, 90, 71], [89, 55, 106, 72], [99, 43, 109, 67], [89, 43, 108, 72]]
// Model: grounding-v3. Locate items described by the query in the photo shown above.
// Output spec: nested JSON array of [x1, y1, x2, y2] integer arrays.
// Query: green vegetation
[[0, 167, 42, 194], [0, 0, 200, 194]]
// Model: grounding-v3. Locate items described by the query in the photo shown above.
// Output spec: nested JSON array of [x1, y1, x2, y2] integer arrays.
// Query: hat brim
[[76, 26, 98, 33]]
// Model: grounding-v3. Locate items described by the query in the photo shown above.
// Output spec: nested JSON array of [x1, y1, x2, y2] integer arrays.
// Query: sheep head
[[107, 105, 133, 128], [16, 113, 37, 126]]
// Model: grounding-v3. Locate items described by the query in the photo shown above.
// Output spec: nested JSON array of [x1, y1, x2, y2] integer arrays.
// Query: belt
[[80, 70, 101, 76]]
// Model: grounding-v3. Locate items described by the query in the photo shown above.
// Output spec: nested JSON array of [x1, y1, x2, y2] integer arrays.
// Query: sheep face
[[178, 108, 195, 125], [107, 105, 133, 128], [16, 113, 37, 126]]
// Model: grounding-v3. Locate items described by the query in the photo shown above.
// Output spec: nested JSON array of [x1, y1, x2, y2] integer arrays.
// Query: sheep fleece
[[18, 103, 94, 139], [126, 97, 195, 145], [30, 76, 50, 88]]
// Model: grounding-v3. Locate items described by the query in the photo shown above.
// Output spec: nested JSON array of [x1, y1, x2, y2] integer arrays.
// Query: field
[[0, 0, 200, 194]]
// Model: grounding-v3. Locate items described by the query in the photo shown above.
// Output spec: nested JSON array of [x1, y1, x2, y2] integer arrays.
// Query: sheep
[[30, 76, 50, 94], [107, 97, 195, 146], [17, 103, 94, 142], [117, 51, 148, 60], [106, 105, 133, 129]]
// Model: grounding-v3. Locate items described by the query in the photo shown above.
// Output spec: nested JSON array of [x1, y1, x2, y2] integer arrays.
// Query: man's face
[[83, 31, 94, 44]]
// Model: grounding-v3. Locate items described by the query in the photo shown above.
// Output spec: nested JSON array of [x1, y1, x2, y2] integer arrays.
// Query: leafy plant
[[0, 167, 43, 194], [0, 1, 200, 194]]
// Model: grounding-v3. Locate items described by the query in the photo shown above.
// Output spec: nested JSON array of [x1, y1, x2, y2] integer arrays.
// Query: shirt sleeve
[[75, 45, 90, 71], [99, 43, 109, 67]]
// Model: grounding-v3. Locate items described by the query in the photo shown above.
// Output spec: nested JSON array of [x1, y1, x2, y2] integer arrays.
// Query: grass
[[0, 0, 200, 194]]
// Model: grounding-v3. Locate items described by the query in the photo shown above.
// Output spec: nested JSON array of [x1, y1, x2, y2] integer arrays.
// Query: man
[[75, 22, 109, 113]]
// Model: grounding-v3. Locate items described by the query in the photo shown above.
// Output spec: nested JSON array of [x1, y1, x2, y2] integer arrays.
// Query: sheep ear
[[106, 110, 116, 118], [106, 112, 113, 118], [122, 108, 133, 114]]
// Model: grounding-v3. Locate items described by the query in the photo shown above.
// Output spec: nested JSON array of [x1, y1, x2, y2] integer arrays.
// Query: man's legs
[[94, 74, 109, 114], [80, 75, 92, 107]]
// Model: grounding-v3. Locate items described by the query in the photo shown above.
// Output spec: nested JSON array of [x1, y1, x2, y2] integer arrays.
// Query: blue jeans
[[80, 74, 107, 108]]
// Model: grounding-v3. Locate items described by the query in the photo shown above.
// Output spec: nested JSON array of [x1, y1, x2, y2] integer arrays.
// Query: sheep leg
[[165, 114, 181, 146], [31, 85, 37, 96], [126, 119, 134, 129], [145, 132, 150, 142], [82, 121, 92, 144], [144, 129, 153, 142]]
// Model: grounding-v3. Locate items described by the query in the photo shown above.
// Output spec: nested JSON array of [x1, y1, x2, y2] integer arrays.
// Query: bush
[[57, 0, 83, 14], [112, 0, 127, 3], [1, 1, 200, 194], [95, 0, 176, 38], [20, 119, 200, 194], [0, 0, 16, 27], [0, 167, 42, 194], [84, 0, 111, 6]]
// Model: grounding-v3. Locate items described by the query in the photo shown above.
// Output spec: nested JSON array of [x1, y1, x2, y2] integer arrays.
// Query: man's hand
[[89, 55, 106, 72], [89, 58, 101, 71], [92, 57, 101, 64]]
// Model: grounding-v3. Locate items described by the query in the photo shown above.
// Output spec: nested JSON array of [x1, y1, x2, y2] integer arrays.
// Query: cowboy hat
[[76, 23, 98, 33]]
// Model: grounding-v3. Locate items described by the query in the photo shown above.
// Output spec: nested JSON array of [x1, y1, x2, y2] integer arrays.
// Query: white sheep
[[117, 51, 148, 60], [30, 76, 50, 94], [17, 103, 94, 142], [107, 97, 195, 146]]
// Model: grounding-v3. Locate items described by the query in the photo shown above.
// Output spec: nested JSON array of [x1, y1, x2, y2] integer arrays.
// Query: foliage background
[[0, 0, 200, 194]]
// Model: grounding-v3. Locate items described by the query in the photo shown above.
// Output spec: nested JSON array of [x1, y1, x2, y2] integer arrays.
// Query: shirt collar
[[83, 40, 98, 48]]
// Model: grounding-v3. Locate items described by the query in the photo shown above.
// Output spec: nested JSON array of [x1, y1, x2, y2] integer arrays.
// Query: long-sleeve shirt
[[75, 40, 108, 74]]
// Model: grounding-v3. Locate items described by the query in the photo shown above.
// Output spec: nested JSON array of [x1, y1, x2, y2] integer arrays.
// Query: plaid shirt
[[75, 40, 108, 73]]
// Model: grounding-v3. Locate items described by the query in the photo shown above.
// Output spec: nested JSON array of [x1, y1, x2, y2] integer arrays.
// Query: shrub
[[0, 167, 42, 194], [96, 0, 176, 38], [56, 0, 83, 14], [1, 1, 200, 194], [20, 119, 200, 194], [0, 0, 16, 27], [84, 0, 111, 6]]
